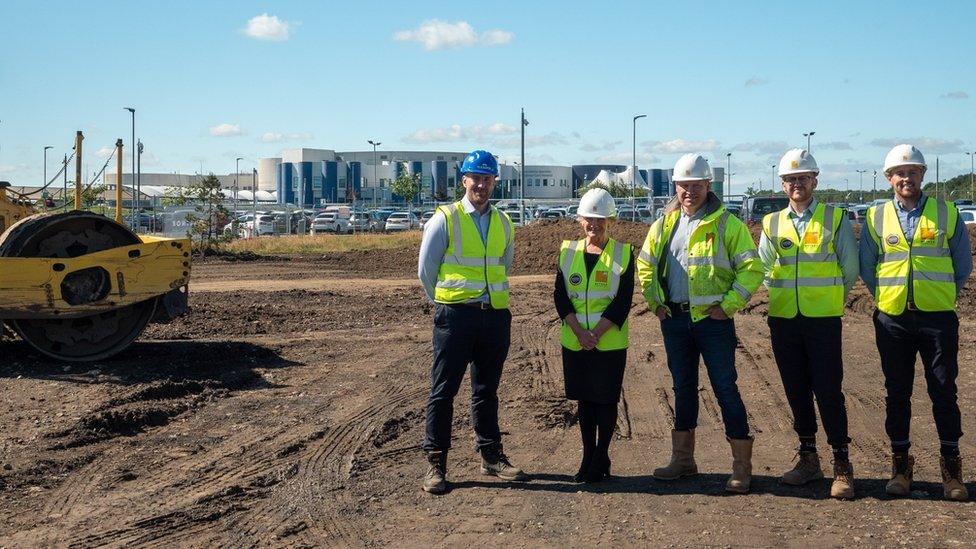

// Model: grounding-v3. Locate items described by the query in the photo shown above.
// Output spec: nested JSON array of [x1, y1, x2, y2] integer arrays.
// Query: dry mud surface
[[2, 224, 976, 547]]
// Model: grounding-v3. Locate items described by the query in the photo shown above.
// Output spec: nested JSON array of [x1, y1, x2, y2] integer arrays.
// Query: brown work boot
[[653, 429, 698, 480], [780, 450, 824, 486], [830, 460, 855, 499], [941, 455, 969, 502], [885, 453, 913, 497], [422, 450, 447, 494], [725, 437, 753, 494], [480, 443, 528, 481]]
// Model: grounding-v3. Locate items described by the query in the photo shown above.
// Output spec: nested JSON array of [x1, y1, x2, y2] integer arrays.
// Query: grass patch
[[223, 232, 422, 254]]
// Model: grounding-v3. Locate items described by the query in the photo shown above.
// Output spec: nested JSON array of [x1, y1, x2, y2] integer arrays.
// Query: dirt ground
[[2, 223, 976, 547]]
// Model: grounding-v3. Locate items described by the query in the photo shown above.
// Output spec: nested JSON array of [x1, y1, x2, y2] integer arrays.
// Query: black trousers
[[873, 309, 962, 446], [422, 303, 511, 452], [768, 315, 850, 447]]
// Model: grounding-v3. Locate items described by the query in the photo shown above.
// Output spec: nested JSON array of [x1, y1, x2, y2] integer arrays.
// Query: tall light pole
[[873, 170, 878, 195], [856, 169, 867, 191], [124, 107, 135, 228], [137, 140, 143, 222], [368, 140, 381, 207], [726, 152, 732, 199], [43, 145, 52, 194], [632, 114, 646, 221], [521, 108, 529, 223], [235, 156, 243, 212], [803, 131, 815, 153], [770, 164, 776, 195], [961, 151, 974, 200]]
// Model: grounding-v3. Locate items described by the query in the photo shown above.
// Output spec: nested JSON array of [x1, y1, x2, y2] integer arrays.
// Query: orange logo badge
[[920, 227, 936, 241], [595, 271, 608, 284], [803, 232, 819, 245]]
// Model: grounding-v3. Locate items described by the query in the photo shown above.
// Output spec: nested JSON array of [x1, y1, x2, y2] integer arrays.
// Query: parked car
[[385, 211, 419, 231], [419, 210, 437, 228], [235, 214, 279, 237], [349, 211, 381, 232], [506, 211, 524, 227], [743, 196, 790, 224], [959, 209, 976, 226], [311, 212, 351, 234]]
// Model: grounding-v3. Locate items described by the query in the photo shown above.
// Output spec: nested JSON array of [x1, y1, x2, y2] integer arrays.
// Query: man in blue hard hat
[[417, 149, 527, 494]]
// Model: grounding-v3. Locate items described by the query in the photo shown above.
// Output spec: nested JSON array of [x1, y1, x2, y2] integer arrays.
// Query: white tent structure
[[586, 167, 648, 188]]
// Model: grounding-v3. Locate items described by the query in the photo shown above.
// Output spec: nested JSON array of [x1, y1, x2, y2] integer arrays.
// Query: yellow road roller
[[0, 131, 190, 361]]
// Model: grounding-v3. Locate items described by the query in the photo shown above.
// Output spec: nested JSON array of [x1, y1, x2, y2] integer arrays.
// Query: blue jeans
[[660, 312, 750, 439]]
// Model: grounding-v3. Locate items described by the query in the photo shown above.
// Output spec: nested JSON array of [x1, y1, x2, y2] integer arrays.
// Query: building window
[[380, 155, 388, 160], [437, 156, 444, 160]]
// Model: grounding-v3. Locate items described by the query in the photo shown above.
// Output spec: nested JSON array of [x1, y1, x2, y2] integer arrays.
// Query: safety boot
[[725, 437, 753, 494], [422, 450, 447, 494], [781, 450, 824, 485], [941, 456, 969, 502], [480, 443, 528, 481], [653, 429, 698, 480], [830, 460, 855, 499], [885, 453, 913, 497]]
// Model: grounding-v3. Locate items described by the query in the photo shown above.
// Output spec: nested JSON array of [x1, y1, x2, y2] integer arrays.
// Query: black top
[[553, 246, 636, 328]]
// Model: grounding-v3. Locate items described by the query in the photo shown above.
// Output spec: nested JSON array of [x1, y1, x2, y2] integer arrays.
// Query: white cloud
[[732, 140, 790, 155], [394, 20, 514, 51], [941, 91, 969, 100], [642, 138, 721, 154], [403, 122, 517, 144], [817, 141, 853, 151], [869, 137, 965, 154], [261, 132, 313, 143], [593, 152, 655, 165], [494, 132, 568, 149], [210, 123, 244, 137], [243, 14, 291, 41], [744, 76, 768, 87], [579, 140, 623, 152], [95, 146, 115, 159]]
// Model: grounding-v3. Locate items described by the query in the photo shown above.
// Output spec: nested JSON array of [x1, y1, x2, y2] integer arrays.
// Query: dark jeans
[[873, 309, 962, 446], [768, 315, 850, 447], [422, 303, 512, 452], [660, 312, 750, 439]]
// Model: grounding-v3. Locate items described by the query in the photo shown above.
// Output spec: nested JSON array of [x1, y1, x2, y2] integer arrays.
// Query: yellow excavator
[[0, 131, 190, 361]]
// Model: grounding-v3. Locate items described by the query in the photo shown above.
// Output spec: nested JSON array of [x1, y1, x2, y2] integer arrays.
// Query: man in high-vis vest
[[637, 153, 764, 493], [417, 149, 526, 494], [758, 149, 859, 499], [860, 144, 972, 501]]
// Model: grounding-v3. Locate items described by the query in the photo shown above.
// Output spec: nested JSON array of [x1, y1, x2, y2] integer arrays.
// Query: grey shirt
[[417, 195, 515, 303], [858, 194, 972, 296], [665, 206, 708, 303], [757, 199, 860, 294]]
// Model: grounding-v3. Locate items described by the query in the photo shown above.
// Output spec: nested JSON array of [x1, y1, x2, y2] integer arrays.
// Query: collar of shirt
[[788, 198, 818, 220], [895, 193, 926, 214], [679, 206, 707, 222], [460, 194, 492, 217]]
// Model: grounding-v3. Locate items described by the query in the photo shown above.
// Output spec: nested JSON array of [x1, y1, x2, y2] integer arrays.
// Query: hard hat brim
[[461, 169, 499, 177], [673, 177, 712, 183], [778, 169, 820, 177]]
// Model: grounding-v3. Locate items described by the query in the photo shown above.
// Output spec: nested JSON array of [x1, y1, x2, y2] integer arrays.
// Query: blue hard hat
[[460, 150, 499, 177]]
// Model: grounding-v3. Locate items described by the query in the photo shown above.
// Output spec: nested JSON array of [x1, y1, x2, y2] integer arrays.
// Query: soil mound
[[511, 219, 650, 275]]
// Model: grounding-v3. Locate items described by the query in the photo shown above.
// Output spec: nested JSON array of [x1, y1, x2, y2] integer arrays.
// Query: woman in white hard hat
[[553, 187, 635, 482]]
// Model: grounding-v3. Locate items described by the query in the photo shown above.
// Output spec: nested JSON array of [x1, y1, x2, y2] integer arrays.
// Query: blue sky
[[2, 0, 974, 193]]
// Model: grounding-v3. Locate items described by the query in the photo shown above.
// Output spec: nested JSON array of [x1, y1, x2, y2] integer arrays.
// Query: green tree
[[165, 174, 230, 252], [391, 171, 422, 204]]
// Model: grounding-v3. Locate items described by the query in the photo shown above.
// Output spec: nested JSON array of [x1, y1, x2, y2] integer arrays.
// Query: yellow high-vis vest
[[762, 203, 845, 318], [558, 238, 632, 351], [433, 201, 514, 309], [866, 198, 957, 315], [636, 205, 763, 322]]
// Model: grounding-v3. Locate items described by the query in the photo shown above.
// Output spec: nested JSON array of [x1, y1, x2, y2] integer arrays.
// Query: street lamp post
[[856, 169, 867, 191], [967, 152, 975, 201], [873, 170, 877, 195], [124, 107, 135, 229], [43, 146, 52, 200], [803, 131, 815, 153], [770, 164, 776, 195], [235, 157, 243, 213], [632, 114, 646, 222], [521, 108, 529, 224], [368, 140, 381, 207], [726, 152, 732, 199]]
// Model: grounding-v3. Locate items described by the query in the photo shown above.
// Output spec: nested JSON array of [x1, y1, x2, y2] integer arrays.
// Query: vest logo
[[803, 232, 819, 245], [780, 238, 794, 249], [886, 234, 900, 245], [705, 232, 715, 245], [920, 227, 936, 241], [569, 273, 583, 286], [595, 271, 608, 284]]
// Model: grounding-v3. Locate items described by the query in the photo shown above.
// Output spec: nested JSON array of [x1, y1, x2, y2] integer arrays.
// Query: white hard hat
[[672, 154, 712, 182], [778, 148, 819, 177], [884, 144, 927, 174], [577, 187, 617, 218]]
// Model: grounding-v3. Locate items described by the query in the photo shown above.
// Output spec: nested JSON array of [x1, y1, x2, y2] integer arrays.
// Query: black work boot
[[422, 450, 447, 494], [480, 443, 528, 481]]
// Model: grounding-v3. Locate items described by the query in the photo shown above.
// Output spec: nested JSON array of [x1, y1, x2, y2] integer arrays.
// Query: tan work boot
[[781, 450, 824, 486], [422, 450, 447, 494], [830, 460, 855, 499], [941, 456, 969, 502], [885, 453, 913, 497], [725, 437, 753, 494], [480, 443, 528, 481], [653, 429, 698, 480]]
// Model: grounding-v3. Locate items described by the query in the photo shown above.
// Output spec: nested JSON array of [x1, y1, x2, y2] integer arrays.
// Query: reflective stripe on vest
[[434, 202, 513, 309], [763, 203, 844, 318], [559, 238, 631, 351], [867, 198, 956, 314]]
